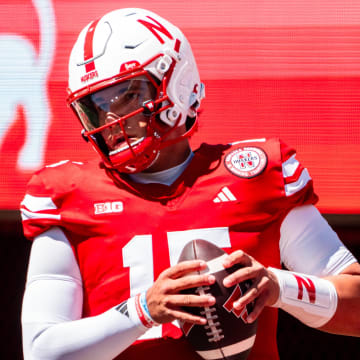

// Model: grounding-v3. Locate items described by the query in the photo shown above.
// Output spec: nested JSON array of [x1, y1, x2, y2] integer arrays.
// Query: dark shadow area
[[0, 211, 31, 360]]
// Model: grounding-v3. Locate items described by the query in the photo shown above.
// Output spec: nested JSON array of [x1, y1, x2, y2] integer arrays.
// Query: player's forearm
[[22, 228, 152, 360], [22, 304, 148, 360], [269, 263, 360, 337], [320, 267, 360, 336]]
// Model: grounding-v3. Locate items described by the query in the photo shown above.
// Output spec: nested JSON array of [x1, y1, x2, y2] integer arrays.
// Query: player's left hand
[[222, 250, 280, 323]]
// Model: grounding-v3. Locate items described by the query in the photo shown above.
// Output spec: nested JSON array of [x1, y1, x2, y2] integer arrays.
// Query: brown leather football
[[178, 239, 258, 360]]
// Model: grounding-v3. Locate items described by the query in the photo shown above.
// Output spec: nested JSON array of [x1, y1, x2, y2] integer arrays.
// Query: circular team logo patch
[[224, 146, 268, 178]]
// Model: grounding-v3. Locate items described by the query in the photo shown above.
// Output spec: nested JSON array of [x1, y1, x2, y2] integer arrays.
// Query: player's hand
[[222, 250, 280, 323], [146, 260, 216, 325]]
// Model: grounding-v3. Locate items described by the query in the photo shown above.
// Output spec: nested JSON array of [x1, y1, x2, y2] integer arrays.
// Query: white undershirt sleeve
[[22, 227, 148, 360], [279, 205, 357, 276]]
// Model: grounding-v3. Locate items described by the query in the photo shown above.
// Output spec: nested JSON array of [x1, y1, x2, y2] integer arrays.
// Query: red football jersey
[[21, 138, 318, 360]]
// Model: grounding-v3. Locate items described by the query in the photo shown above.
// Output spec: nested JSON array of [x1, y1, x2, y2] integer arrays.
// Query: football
[[177, 239, 258, 360]]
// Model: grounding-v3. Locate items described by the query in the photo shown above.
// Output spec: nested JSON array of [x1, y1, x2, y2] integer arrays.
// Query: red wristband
[[134, 293, 153, 328]]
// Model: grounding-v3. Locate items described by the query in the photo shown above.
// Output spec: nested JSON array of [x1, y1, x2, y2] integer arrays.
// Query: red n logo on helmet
[[137, 16, 173, 44]]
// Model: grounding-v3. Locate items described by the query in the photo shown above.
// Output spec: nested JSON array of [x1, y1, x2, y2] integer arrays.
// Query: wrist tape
[[268, 267, 338, 328]]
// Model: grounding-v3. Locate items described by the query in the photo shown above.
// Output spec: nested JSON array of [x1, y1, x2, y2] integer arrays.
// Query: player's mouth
[[109, 135, 145, 155]]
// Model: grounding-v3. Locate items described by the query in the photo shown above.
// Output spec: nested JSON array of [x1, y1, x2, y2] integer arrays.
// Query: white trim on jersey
[[282, 154, 299, 178], [21, 208, 61, 221], [284, 168, 311, 197], [282, 154, 311, 196], [230, 138, 266, 145], [281, 153, 312, 197], [21, 194, 57, 212], [20, 194, 61, 221]]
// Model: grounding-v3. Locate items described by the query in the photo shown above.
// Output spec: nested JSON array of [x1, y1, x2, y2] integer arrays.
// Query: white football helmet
[[67, 8, 205, 173]]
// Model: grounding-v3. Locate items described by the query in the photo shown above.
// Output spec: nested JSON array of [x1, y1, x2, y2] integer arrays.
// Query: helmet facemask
[[69, 66, 178, 173]]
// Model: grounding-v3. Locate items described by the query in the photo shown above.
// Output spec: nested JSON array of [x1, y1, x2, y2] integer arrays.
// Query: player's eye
[[124, 92, 139, 102]]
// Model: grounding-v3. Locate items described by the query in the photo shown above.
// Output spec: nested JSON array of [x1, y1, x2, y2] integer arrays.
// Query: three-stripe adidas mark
[[213, 186, 237, 203]]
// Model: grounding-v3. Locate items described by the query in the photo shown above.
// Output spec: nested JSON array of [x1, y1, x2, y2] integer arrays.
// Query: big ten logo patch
[[94, 201, 123, 214]]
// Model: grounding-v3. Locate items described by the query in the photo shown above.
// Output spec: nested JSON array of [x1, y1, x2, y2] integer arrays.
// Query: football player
[[21, 8, 360, 360]]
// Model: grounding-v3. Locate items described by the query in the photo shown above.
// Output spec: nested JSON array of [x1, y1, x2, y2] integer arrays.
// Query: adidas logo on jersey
[[213, 187, 237, 203], [94, 201, 123, 214]]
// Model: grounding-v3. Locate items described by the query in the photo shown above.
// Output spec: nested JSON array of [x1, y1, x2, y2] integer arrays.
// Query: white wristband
[[268, 267, 338, 328]]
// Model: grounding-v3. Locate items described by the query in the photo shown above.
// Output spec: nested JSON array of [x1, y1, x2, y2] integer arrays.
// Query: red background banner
[[1, 0, 360, 213]]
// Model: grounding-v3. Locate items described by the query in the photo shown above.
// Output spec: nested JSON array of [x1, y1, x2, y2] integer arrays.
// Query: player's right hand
[[146, 260, 216, 325]]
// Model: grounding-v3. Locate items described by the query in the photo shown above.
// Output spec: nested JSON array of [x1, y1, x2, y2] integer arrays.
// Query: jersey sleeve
[[278, 139, 318, 209], [20, 161, 80, 240], [219, 138, 318, 219], [21, 172, 62, 240]]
